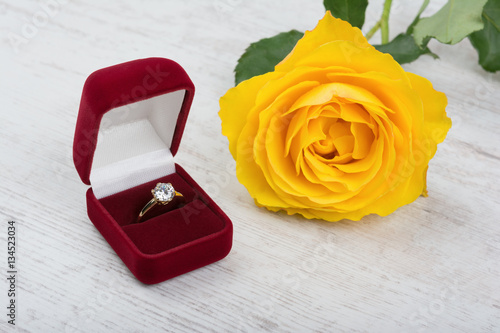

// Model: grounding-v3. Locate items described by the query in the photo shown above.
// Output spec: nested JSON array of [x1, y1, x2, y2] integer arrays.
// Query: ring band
[[137, 183, 183, 223]]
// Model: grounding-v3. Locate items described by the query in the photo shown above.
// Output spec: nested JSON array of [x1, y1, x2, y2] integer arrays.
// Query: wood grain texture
[[0, 0, 499, 332]]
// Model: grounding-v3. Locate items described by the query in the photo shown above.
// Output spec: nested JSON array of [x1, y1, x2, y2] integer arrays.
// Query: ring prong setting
[[152, 183, 176, 205]]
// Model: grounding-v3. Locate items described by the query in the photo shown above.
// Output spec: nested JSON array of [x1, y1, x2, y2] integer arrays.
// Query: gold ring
[[137, 183, 183, 223]]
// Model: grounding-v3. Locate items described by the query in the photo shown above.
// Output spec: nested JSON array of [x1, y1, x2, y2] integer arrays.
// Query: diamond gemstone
[[153, 183, 175, 203]]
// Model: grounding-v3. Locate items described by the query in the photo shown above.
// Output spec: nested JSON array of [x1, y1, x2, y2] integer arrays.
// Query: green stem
[[380, 0, 393, 44], [365, 19, 381, 41]]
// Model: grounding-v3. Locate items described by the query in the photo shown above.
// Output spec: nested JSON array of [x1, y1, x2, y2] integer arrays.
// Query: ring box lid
[[73, 58, 194, 198]]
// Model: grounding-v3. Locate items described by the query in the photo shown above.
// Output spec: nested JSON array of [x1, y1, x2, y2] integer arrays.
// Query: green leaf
[[469, 0, 500, 72], [234, 30, 303, 85], [373, 0, 437, 65], [406, 0, 430, 34], [413, 0, 488, 46], [323, 0, 369, 29], [375, 33, 438, 64]]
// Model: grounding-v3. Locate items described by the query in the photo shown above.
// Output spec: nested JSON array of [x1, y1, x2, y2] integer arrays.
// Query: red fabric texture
[[74, 58, 233, 284], [86, 165, 233, 284], [100, 171, 226, 254]]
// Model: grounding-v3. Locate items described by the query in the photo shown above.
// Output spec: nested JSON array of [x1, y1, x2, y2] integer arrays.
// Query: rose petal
[[276, 12, 371, 72], [219, 71, 283, 158]]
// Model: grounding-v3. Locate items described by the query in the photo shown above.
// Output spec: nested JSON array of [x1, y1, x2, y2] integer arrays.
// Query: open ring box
[[73, 58, 233, 284]]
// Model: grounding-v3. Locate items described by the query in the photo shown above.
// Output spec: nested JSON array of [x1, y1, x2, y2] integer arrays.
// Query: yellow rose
[[219, 12, 451, 222]]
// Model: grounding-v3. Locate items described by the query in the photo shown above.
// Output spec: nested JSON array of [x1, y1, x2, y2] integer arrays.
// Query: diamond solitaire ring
[[136, 183, 183, 223]]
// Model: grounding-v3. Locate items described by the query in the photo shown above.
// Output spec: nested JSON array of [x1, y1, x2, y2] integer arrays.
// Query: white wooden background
[[1, 0, 499, 332]]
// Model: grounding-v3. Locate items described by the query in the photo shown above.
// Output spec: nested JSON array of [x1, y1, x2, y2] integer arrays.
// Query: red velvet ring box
[[73, 58, 233, 284]]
